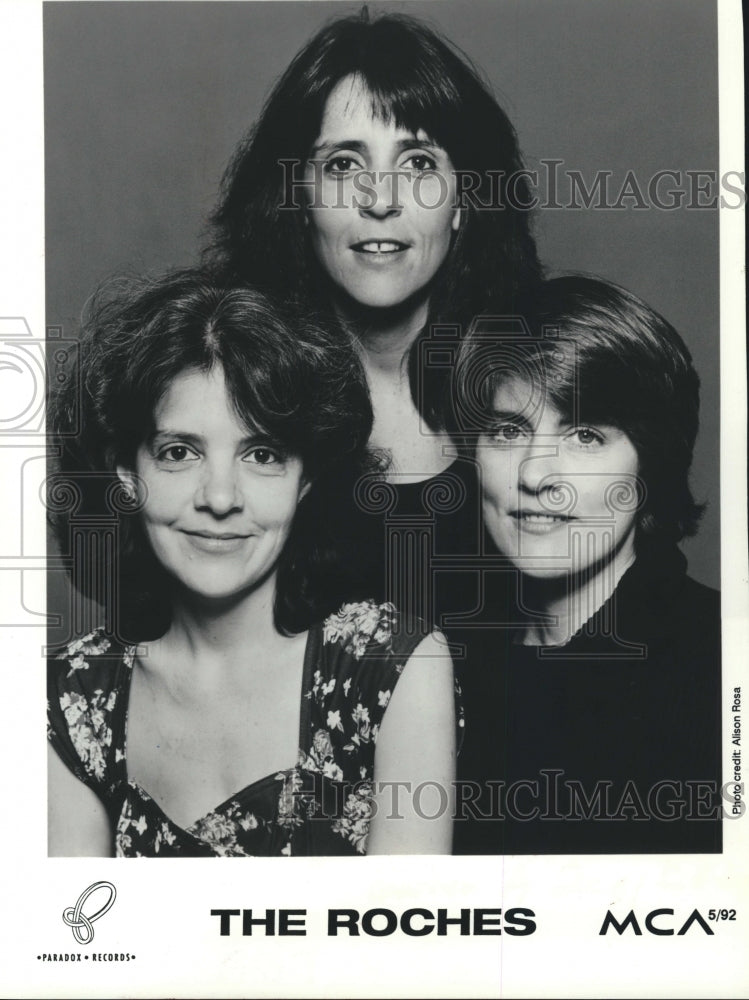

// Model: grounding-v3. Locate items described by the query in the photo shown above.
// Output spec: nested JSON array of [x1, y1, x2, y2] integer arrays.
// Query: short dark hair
[[49, 269, 373, 637], [455, 275, 703, 543], [205, 10, 541, 428]]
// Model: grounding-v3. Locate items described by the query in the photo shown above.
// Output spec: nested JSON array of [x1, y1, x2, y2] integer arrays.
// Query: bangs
[[348, 68, 462, 151], [478, 339, 641, 433], [303, 16, 471, 154], [541, 340, 641, 430], [222, 365, 298, 457], [214, 329, 305, 459]]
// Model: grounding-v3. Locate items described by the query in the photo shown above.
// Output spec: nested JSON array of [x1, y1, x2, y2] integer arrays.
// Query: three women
[[48, 10, 721, 856]]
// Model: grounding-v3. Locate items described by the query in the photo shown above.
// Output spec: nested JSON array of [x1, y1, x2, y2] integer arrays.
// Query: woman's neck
[[518, 545, 637, 647], [148, 573, 286, 682], [334, 293, 427, 366], [334, 296, 456, 480]]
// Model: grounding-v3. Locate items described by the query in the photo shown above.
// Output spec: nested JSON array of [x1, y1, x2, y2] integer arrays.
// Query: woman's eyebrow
[[149, 430, 275, 448], [149, 429, 204, 446], [309, 136, 443, 157], [398, 137, 442, 151], [486, 408, 533, 428], [309, 138, 367, 157]]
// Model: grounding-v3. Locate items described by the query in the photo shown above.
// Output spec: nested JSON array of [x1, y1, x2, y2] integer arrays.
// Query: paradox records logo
[[37, 881, 135, 963], [62, 881, 117, 944]]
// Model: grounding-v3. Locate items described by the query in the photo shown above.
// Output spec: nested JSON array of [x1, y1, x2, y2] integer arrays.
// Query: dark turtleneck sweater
[[451, 542, 722, 854]]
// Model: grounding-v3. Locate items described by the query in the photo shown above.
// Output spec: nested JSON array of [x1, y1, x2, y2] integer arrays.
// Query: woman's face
[[305, 74, 460, 311], [118, 366, 307, 605], [477, 376, 641, 580]]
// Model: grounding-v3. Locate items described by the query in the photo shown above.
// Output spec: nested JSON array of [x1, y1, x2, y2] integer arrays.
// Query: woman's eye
[[245, 446, 282, 466], [570, 427, 604, 447], [323, 156, 360, 175], [490, 422, 524, 443], [156, 444, 199, 463], [402, 153, 438, 173]]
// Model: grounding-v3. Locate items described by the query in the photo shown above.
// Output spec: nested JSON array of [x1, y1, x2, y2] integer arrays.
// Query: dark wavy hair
[[49, 269, 373, 638], [455, 275, 703, 544], [205, 9, 542, 429]]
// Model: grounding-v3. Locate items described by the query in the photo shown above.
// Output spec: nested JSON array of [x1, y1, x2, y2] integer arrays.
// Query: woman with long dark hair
[[47, 270, 456, 857], [206, 10, 542, 628]]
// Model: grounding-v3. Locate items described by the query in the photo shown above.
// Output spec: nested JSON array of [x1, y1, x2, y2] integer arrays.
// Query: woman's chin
[[330, 277, 433, 322]]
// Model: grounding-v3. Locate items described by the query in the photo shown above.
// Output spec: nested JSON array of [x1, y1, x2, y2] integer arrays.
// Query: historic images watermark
[[279, 159, 745, 212], [287, 773, 738, 824], [0, 320, 75, 633]]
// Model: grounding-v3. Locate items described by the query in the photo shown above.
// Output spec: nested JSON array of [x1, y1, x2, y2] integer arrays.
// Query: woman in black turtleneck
[[452, 275, 721, 854]]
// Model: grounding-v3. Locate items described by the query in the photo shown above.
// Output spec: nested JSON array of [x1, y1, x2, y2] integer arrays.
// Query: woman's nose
[[358, 171, 403, 219], [517, 443, 566, 495], [517, 445, 580, 517], [195, 461, 244, 516]]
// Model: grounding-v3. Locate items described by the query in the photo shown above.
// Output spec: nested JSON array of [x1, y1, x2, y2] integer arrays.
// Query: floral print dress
[[48, 601, 455, 857]]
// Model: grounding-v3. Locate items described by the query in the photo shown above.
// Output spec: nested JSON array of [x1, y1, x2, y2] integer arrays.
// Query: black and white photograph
[[0, 0, 747, 995]]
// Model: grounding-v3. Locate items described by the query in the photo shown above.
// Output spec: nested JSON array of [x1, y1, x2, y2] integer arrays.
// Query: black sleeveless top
[[307, 456, 485, 637]]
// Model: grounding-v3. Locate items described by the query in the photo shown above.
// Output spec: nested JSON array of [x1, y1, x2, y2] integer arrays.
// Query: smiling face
[[117, 366, 307, 607], [305, 74, 460, 312], [477, 376, 641, 580]]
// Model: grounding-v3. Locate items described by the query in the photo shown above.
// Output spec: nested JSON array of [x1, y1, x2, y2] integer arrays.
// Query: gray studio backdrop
[[45, 0, 721, 640]]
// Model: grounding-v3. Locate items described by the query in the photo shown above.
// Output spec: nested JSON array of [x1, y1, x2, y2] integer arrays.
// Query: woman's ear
[[298, 478, 313, 503], [116, 465, 138, 502]]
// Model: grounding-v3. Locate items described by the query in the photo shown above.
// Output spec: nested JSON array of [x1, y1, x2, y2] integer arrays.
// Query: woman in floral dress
[[47, 270, 456, 857]]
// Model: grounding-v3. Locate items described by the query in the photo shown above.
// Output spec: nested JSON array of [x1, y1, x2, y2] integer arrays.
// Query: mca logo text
[[599, 908, 736, 936]]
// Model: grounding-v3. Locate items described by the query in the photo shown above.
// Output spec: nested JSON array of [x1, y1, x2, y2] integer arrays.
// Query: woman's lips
[[350, 240, 409, 254], [510, 511, 574, 535], [180, 530, 252, 554]]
